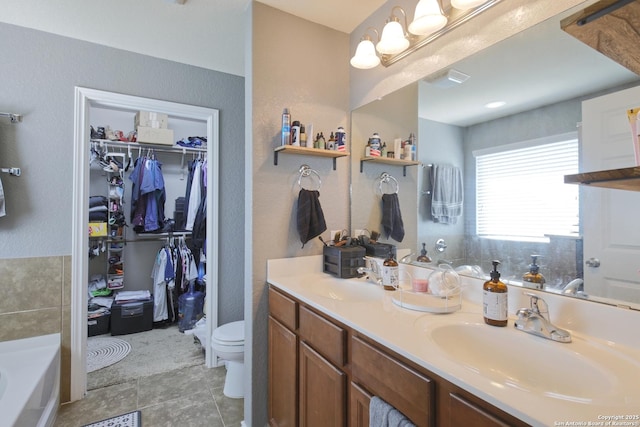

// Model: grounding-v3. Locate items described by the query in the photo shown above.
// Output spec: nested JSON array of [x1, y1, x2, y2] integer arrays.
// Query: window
[[474, 132, 579, 242]]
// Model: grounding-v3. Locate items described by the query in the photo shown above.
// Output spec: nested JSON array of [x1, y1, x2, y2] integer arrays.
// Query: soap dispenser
[[522, 255, 545, 290], [416, 243, 431, 263], [483, 260, 508, 327], [382, 249, 399, 291]]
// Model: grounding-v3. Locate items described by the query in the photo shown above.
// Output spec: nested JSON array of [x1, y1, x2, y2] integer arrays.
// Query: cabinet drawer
[[298, 305, 346, 367], [269, 287, 297, 331], [351, 336, 433, 427]]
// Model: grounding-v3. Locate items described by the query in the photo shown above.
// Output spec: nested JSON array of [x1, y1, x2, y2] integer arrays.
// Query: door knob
[[585, 258, 600, 268]]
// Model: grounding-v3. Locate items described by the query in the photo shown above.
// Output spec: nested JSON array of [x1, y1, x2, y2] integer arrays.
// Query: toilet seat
[[212, 320, 244, 345]]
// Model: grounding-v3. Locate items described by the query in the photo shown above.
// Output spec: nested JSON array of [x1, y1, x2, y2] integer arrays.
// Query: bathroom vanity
[[267, 255, 640, 427]]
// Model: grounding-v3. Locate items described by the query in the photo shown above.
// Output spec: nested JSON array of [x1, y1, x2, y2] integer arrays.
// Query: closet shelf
[[91, 138, 207, 154], [274, 145, 349, 170], [360, 156, 421, 176], [564, 166, 640, 191]]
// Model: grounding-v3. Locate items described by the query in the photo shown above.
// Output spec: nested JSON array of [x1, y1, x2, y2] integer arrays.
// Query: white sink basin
[[422, 314, 639, 404], [307, 277, 383, 302]]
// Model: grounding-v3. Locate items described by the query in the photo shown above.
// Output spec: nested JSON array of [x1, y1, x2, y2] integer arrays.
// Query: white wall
[[0, 0, 246, 76]]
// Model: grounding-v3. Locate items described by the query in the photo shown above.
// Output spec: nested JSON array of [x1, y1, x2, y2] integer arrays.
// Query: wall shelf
[[564, 166, 640, 191], [360, 156, 421, 176], [274, 145, 349, 170]]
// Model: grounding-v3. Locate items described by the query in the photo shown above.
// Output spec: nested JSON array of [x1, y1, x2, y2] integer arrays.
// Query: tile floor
[[54, 364, 244, 427]]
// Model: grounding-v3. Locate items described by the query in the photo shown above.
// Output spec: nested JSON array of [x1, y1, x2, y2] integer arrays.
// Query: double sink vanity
[[267, 255, 640, 427]]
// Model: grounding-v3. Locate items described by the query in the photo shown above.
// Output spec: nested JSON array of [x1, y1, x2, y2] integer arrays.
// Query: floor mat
[[86, 337, 131, 373], [82, 410, 141, 427]]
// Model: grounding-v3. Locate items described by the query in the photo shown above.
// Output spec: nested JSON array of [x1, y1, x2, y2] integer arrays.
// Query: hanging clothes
[[129, 154, 167, 233], [183, 158, 206, 231]]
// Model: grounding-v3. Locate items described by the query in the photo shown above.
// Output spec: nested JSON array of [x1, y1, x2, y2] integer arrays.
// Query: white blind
[[475, 136, 579, 241]]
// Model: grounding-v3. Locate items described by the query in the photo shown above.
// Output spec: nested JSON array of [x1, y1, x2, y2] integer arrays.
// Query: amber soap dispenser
[[483, 260, 508, 327], [522, 254, 545, 290]]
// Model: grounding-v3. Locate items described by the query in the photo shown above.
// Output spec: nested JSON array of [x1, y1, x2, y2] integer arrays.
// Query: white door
[[581, 85, 640, 304]]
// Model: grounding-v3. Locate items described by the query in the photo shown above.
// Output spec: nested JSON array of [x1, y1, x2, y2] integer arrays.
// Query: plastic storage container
[[323, 245, 366, 278], [178, 282, 205, 332]]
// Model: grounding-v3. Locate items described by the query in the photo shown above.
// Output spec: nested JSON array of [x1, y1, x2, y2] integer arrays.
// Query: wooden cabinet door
[[448, 393, 513, 427], [268, 316, 297, 427], [349, 382, 371, 427], [299, 341, 346, 427]]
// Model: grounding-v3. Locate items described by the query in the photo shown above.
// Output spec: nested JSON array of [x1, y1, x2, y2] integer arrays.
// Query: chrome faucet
[[514, 292, 571, 343], [357, 256, 383, 285]]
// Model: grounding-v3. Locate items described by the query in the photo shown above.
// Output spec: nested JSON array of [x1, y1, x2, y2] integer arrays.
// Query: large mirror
[[350, 3, 640, 308]]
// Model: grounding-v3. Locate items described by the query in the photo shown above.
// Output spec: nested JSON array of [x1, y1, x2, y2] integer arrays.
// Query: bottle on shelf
[[483, 260, 508, 327], [382, 249, 399, 291], [291, 120, 301, 146], [369, 132, 381, 157], [522, 255, 545, 290], [281, 108, 291, 146]]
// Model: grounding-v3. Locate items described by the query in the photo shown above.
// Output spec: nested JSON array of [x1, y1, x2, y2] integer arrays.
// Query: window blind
[[475, 136, 579, 241]]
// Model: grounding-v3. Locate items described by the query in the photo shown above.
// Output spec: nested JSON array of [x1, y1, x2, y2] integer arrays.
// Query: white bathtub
[[0, 333, 60, 427]]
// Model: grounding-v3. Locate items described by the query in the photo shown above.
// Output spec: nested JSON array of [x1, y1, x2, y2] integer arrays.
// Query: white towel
[[369, 396, 415, 427], [0, 176, 6, 217], [430, 164, 463, 224]]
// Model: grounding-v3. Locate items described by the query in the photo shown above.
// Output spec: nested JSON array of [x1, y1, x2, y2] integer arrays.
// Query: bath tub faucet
[[514, 293, 571, 343]]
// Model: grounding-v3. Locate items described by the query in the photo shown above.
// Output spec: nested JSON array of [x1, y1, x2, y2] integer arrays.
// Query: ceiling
[[257, 0, 386, 33]]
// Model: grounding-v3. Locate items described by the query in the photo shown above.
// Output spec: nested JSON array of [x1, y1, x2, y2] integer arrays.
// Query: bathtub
[[0, 333, 60, 427]]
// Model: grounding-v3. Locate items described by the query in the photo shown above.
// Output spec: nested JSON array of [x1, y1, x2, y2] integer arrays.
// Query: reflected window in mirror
[[474, 132, 579, 242]]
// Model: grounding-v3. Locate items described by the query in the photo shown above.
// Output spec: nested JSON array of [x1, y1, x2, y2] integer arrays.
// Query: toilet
[[211, 320, 245, 399]]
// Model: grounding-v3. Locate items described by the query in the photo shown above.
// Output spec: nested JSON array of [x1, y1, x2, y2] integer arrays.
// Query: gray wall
[[0, 22, 245, 400]]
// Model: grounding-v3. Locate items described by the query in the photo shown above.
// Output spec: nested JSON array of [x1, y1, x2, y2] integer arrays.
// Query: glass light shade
[[376, 20, 410, 55], [409, 0, 447, 36], [451, 0, 489, 10], [350, 39, 381, 69]]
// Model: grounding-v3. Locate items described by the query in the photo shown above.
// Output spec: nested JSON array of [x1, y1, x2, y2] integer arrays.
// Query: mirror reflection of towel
[[297, 189, 327, 248], [430, 164, 463, 224], [0, 177, 6, 217], [381, 193, 404, 242]]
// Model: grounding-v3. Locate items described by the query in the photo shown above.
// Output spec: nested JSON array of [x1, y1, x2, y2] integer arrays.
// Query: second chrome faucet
[[514, 292, 572, 343]]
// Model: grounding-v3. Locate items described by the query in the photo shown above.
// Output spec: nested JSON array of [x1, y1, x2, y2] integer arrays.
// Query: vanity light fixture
[[377, 6, 411, 55], [351, 0, 501, 69], [408, 0, 448, 36], [350, 29, 381, 69], [451, 0, 489, 10]]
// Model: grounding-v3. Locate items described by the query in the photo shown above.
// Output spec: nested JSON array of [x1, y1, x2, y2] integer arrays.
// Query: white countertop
[[267, 255, 640, 427]]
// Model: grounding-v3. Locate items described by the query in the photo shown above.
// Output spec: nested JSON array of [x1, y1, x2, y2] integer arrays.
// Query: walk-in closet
[[72, 88, 220, 400]]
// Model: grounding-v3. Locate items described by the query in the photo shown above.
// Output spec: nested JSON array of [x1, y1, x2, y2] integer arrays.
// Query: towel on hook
[[297, 189, 327, 248], [381, 193, 404, 242], [430, 164, 463, 224], [369, 396, 415, 427]]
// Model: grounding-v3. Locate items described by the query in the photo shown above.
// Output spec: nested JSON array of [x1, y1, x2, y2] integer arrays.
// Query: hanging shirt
[[151, 248, 170, 322], [185, 161, 202, 231]]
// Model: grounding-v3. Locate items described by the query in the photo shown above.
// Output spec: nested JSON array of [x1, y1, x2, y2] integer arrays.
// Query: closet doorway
[[71, 87, 220, 402]]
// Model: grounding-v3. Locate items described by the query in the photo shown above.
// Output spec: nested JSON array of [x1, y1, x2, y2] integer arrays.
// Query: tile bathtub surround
[[0, 255, 71, 401], [55, 365, 244, 427]]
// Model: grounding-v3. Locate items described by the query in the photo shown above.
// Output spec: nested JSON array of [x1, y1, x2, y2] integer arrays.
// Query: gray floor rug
[[88, 325, 204, 390], [87, 337, 132, 373]]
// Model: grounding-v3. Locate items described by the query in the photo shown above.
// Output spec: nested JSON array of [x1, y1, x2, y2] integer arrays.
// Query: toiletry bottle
[[281, 108, 291, 146], [314, 133, 320, 149], [336, 126, 346, 151], [416, 243, 431, 263], [382, 249, 399, 291], [404, 139, 412, 160], [381, 142, 387, 157], [365, 140, 371, 157], [327, 131, 336, 150], [318, 132, 326, 149], [291, 120, 301, 146], [300, 125, 307, 147], [483, 260, 508, 327], [522, 255, 545, 290], [370, 132, 381, 156]]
